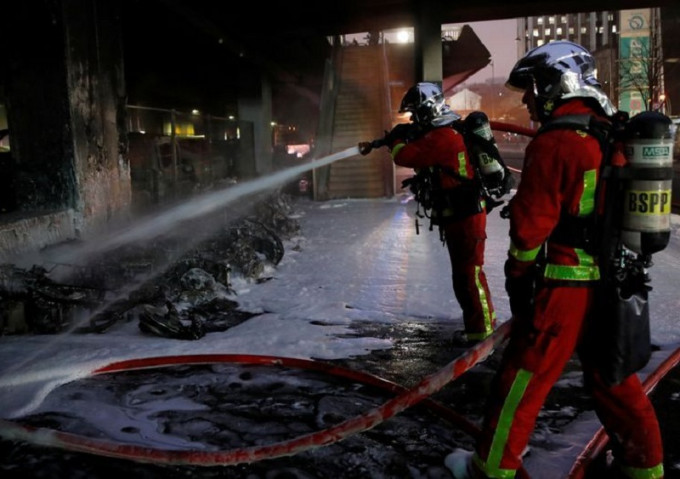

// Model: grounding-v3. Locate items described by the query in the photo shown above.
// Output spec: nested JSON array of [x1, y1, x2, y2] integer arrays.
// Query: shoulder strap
[[537, 114, 620, 170], [539, 114, 618, 257], [538, 114, 610, 142], [446, 121, 496, 185]]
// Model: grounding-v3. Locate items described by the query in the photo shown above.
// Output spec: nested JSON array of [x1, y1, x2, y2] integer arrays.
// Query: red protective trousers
[[474, 286, 664, 478], [473, 100, 664, 478], [442, 211, 495, 340]]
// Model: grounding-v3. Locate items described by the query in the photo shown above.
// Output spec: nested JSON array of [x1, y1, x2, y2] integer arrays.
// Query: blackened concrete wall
[[1, 0, 130, 259]]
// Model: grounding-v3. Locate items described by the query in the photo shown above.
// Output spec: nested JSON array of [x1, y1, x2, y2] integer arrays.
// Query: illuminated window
[[533, 28, 539, 37], [548, 16, 555, 25], [556, 27, 563, 35], [537, 17, 544, 25], [569, 27, 575, 35], [581, 26, 587, 34], [561, 16, 567, 23], [537, 39, 545, 46], [545, 28, 551, 36]]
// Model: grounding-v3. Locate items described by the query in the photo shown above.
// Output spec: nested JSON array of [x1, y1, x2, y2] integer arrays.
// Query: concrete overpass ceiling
[[121, 0, 676, 120], [124, 0, 676, 83], [154, 0, 676, 37]]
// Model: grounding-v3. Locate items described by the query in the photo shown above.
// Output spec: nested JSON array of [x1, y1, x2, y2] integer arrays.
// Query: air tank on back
[[463, 111, 506, 196], [621, 111, 675, 256]]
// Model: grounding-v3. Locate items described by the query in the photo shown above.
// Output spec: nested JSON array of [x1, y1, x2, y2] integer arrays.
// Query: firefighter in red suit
[[445, 42, 664, 478], [373, 82, 497, 343]]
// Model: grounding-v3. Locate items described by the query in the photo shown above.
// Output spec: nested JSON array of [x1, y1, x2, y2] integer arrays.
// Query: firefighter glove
[[384, 123, 415, 147], [499, 204, 511, 219], [504, 257, 536, 319]]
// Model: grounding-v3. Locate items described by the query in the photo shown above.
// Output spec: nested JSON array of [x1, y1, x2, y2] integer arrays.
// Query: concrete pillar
[[413, 0, 443, 85], [4, 0, 130, 252], [237, 74, 273, 178], [62, 0, 131, 234]]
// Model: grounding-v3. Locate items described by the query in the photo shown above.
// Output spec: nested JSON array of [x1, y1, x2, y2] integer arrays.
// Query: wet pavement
[[3, 317, 678, 478], [0, 348, 479, 479]]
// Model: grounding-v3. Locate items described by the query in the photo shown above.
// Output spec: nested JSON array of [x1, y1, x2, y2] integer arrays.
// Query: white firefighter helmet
[[399, 82, 460, 127], [506, 40, 616, 120]]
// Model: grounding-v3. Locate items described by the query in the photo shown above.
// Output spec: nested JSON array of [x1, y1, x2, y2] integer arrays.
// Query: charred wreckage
[[0, 193, 302, 340]]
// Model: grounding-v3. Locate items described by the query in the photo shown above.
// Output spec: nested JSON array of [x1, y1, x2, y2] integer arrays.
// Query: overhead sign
[[618, 9, 651, 114]]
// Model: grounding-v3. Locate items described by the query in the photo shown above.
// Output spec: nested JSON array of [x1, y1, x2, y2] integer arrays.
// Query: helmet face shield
[[506, 40, 615, 119], [399, 82, 460, 127], [399, 83, 443, 113]]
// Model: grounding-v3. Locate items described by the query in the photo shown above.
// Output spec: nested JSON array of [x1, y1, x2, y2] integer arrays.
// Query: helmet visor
[[506, 70, 532, 92]]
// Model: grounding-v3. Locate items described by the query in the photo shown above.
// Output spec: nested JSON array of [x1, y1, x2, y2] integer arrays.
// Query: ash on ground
[[2, 363, 468, 479]]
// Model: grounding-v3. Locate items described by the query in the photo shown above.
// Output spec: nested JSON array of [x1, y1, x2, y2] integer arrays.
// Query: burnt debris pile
[[0, 193, 302, 339]]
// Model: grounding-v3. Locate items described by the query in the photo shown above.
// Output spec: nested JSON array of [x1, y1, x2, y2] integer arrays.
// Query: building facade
[[516, 11, 619, 105], [516, 8, 678, 117]]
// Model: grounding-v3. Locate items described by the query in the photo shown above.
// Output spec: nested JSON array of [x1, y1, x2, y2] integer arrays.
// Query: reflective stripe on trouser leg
[[469, 265, 495, 340], [476, 287, 592, 474], [474, 369, 533, 478], [452, 267, 496, 339], [444, 212, 495, 338]]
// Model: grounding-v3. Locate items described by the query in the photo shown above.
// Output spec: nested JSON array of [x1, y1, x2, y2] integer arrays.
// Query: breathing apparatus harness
[[360, 112, 513, 244], [454, 111, 515, 201], [538, 109, 676, 385], [401, 160, 483, 243], [399, 113, 513, 243]]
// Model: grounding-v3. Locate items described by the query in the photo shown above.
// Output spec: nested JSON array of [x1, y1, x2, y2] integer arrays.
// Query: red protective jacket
[[506, 99, 622, 282], [390, 126, 476, 188]]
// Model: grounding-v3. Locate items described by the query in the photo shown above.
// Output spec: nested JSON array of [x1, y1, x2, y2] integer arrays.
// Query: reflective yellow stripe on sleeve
[[579, 169, 597, 215], [390, 142, 406, 159], [508, 241, 541, 262]]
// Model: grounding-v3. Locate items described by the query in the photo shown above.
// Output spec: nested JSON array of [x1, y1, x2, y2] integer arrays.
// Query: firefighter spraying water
[[360, 108, 514, 232], [358, 82, 505, 345]]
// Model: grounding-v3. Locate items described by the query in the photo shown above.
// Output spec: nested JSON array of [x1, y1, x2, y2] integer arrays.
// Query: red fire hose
[[0, 319, 514, 467], [490, 121, 537, 139]]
